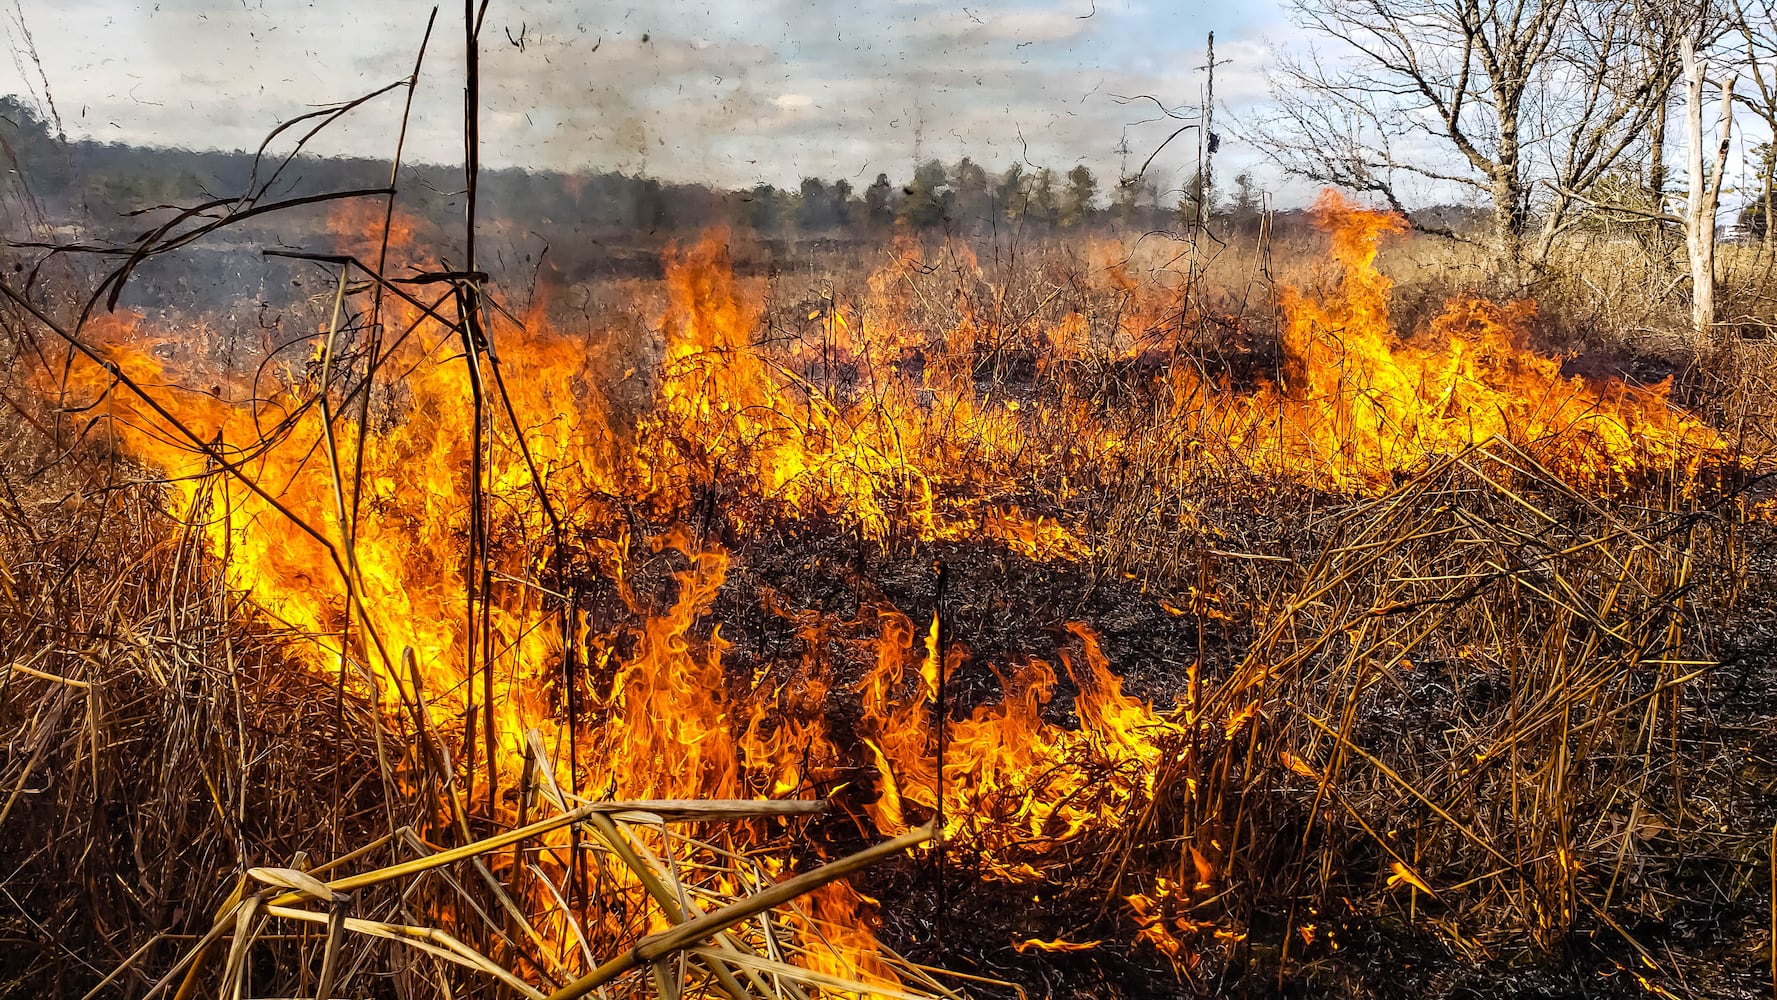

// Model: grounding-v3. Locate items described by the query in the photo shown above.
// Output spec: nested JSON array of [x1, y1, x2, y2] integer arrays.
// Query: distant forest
[[0, 94, 1506, 319], [0, 95, 1378, 246]]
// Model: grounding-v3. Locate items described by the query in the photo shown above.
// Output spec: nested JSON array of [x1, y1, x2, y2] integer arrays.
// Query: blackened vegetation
[[526, 423, 1773, 999]]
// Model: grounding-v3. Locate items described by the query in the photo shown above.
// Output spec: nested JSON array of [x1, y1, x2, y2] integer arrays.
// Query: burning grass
[[1, 191, 1773, 999]]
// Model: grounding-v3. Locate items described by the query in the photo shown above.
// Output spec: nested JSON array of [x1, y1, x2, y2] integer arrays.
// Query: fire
[[1125, 880, 1249, 966], [1180, 191, 1722, 492], [858, 617, 1195, 875], [37, 192, 1726, 980], [791, 883, 904, 990], [1013, 937, 1104, 953]]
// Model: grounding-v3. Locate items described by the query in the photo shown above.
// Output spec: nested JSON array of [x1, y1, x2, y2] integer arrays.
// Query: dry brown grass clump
[[0, 303, 409, 994]]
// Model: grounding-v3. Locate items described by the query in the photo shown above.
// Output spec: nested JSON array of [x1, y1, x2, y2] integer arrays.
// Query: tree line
[[0, 97, 1273, 244], [735, 159, 1196, 234]]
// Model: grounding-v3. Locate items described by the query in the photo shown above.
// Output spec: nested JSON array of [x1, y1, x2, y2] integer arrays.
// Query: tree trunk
[[1489, 166, 1527, 277], [1490, 104, 1527, 277], [1682, 72, 1712, 338], [1649, 93, 1667, 206], [1649, 90, 1675, 256], [1681, 36, 1736, 339], [1529, 197, 1566, 265], [1764, 142, 1775, 251]]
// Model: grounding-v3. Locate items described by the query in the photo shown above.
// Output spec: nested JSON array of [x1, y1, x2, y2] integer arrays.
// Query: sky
[[0, 0, 1293, 202]]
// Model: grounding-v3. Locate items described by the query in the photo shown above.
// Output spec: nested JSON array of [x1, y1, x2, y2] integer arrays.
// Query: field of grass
[[2, 196, 1776, 1000]]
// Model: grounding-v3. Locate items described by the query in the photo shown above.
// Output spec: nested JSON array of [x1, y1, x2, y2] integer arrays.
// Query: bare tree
[[1526, 0, 1713, 258], [1629, 1, 1726, 226], [1254, 0, 1691, 272], [1681, 35, 1736, 335], [1548, 24, 1739, 336]]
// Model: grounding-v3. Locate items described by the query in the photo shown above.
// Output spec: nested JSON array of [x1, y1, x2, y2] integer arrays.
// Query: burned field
[[1, 190, 1774, 1000]]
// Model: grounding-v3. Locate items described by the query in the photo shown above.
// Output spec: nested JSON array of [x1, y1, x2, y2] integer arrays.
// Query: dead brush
[[0, 393, 391, 994], [724, 223, 1768, 992], [0, 212, 981, 1000], [3, 243, 1767, 999], [0, 303, 980, 1000], [1079, 442, 1762, 990]]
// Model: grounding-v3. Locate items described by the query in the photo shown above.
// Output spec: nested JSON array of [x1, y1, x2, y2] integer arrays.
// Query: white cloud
[[0, 0, 1299, 197]]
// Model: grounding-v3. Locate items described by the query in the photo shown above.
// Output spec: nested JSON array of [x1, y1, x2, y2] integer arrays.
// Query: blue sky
[[0, 0, 1294, 200]]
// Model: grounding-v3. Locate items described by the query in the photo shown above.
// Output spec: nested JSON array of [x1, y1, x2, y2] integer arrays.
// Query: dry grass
[[745, 226, 1776, 994], [0, 362, 968, 1000], [2, 203, 1775, 1000], [0, 376, 391, 994]]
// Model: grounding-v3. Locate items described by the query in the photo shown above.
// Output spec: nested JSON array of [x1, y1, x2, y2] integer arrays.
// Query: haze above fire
[[3, 0, 1291, 199]]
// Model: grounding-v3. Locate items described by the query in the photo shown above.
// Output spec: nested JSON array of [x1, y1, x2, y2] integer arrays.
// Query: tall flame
[[1190, 191, 1720, 491]]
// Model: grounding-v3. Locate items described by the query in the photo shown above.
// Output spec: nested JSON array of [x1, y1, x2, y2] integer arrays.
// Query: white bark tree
[[1681, 35, 1736, 336]]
